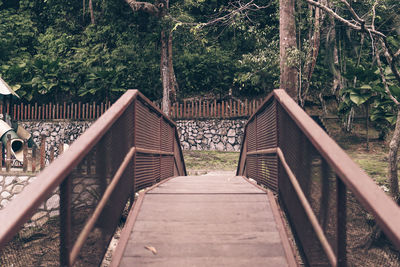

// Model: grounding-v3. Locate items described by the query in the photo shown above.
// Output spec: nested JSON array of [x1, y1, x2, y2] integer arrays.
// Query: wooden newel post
[[58, 143, 64, 157], [32, 146, 36, 173], [50, 146, 55, 163], [6, 134, 11, 172], [23, 141, 28, 172], [40, 134, 46, 170]]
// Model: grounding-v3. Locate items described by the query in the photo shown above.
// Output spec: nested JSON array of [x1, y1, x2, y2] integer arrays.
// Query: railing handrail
[[0, 89, 186, 249], [237, 89, 400, 251], [274, 89, 400, 248]]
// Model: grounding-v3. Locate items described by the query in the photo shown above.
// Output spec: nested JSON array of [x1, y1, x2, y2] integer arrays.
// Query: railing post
[[60, 174, 73, 267], [336, 176, 347, 267]]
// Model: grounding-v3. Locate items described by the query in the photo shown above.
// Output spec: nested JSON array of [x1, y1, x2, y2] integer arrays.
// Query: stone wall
[[0, 120, 93, 227], [176, 119, 246, 151], [21, 121, 92, 161], [0, 173, 100, 228]]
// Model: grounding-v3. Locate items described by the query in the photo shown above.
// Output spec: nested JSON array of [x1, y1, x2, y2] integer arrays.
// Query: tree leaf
[[144, 245, 157, 255]]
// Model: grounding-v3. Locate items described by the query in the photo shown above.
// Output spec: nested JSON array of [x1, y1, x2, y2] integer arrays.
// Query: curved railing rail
[[0, 90, 186, 266], [237, 89, 400, 266]]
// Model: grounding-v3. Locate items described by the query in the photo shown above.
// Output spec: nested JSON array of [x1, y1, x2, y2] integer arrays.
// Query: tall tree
[[305, 0, 400, 199], [280, 0, 298, 100], [125, 0, 178, 115]]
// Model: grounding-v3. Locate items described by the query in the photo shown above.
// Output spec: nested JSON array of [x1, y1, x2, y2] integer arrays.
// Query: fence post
[[40, 134, 46, 170], [6, 134, 11, 172], [50, 146, 55, 163], [58, 143, 64, 157], [22, 142, 28, 172], [32, 146, 36, 172]]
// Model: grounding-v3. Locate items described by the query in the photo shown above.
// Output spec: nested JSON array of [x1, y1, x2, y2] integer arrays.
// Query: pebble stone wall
[[176, 119, 246, 151]]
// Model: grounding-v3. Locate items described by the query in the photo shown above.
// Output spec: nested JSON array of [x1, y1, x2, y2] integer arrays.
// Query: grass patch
[[323, 117, 391, 188], [183, 150, 239, 171]]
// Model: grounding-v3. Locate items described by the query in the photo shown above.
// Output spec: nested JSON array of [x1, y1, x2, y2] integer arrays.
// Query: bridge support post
[[336, 176, 347, 267]]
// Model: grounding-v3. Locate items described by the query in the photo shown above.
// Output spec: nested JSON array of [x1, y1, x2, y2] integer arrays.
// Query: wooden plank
[[119, 175, 292, 267]]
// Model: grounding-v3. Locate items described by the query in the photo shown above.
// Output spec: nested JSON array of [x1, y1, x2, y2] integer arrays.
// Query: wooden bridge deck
[[111, 174, 297, 267]]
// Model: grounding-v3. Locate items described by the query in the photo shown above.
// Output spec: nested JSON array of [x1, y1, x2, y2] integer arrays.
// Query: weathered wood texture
[[118, 175, 294, 266]]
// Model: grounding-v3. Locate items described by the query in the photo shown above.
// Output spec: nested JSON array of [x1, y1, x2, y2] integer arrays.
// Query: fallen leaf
[[144, 245, 157, 255]]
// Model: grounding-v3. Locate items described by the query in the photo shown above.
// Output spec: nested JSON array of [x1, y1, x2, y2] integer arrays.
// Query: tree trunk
[[168, 31, 178, 102], [280, 0, 298, 101], [300, 5, 322, 107], [388, 108, 400, 199], [89, 0, 95, 24], [161, 30, 170, 115]]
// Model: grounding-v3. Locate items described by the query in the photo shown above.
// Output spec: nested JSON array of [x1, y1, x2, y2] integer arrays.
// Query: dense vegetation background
[[0, 0, 281, 103]]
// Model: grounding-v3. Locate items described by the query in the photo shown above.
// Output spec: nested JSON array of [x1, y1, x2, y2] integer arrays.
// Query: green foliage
[[0, 0, 280, 102]]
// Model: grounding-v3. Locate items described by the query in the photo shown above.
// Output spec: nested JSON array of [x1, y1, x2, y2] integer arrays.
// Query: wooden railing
[[237, 89, 400, 267], [0, 90, 186, 266]]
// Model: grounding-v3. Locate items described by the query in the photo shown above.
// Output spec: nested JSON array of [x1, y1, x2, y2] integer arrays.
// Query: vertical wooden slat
[[67, 105, 70, 120], [27, 104, 30, 120], [63, 102, 66, 119], [42, 104, 45, 120], [16, 103, 19, 120], [13, 104, 16, 120], [183, 100, 186, 119], [56, 103, 59, 119], [100, 102, 104, 116], [97, 105, 100, 119], [92, 101, 96, 119], [221, 101, 225, 118], [78, 102, 81, 120], [49, 102, 52, 120], [229, 99, 232, 118], [6, 102, 9, 115]]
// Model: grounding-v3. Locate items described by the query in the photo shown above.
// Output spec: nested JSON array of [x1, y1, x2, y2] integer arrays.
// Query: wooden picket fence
[[169, 98, 265, 119], [0, 101, 112, 121], [0, 97, 265, 121]]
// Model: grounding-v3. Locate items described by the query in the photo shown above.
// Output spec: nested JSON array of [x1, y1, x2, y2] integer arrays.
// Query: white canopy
[[0, 77, 20, 98]]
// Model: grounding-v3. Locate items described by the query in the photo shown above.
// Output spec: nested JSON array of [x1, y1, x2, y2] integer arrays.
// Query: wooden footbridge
[[1, 90, 400, 266]]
